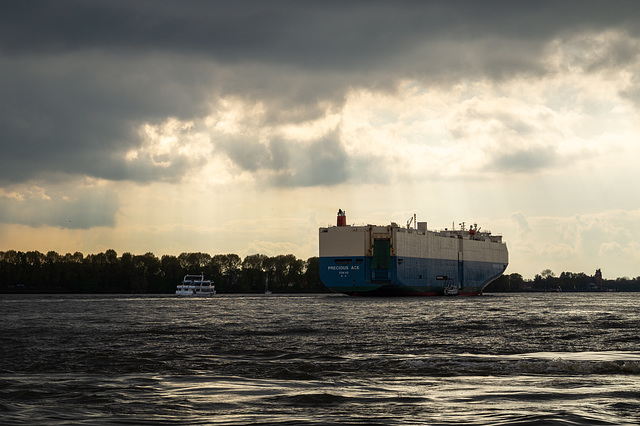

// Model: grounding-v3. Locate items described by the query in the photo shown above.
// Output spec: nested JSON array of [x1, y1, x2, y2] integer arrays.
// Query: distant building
[[588, 269, 605, 291]]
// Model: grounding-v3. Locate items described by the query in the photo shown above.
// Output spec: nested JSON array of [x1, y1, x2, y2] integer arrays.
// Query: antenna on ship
[[406, 213, 417, 229]]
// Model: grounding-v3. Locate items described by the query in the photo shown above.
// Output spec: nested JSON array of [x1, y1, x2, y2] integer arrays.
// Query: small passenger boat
[[176, 273, 216, 296], [443, 284, 459, 296]]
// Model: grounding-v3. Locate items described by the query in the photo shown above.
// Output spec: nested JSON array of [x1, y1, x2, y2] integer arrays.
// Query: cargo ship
[[319, 210, 508, 296]]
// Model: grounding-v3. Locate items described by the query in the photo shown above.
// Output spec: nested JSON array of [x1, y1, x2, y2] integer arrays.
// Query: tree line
[[485, 269, 640, 292], [0, 250, 325, 294]]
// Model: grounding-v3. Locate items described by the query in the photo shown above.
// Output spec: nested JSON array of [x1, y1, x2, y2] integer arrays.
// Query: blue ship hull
[[319, 255, 506, 296]]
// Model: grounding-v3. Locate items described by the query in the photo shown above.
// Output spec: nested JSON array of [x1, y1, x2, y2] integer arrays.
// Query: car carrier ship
[[319, 210, 508, 296]]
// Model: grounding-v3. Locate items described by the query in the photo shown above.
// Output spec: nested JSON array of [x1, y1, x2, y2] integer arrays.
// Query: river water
[[1, 293, 639, 425]]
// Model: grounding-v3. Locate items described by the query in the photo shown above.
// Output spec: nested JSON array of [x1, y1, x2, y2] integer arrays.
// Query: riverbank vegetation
[[485, 269, 640, 292], [0, 250, 324, 294], [1, 250, 638, 293]]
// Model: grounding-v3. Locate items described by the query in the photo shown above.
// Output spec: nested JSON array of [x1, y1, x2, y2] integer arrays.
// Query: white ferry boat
[[176, 273, 216, 296]]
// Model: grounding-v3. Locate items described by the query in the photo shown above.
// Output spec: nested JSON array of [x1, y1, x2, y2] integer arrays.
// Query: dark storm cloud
[[1, 0, 639, 186], [0, 52, 216, 184], [3, 1, 639, 66]]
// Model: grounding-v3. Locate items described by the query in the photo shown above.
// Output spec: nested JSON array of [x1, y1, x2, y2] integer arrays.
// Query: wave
[[230, 351, 640, 380]]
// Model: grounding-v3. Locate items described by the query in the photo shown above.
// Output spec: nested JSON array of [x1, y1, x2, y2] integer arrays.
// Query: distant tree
[[485, 273, 525, 292], [44, 251, 63, 292], [304, 256, 326, 292], [508, 273, 525, 291], [213, 254, 241, 292], [178, 252, 212, 272], [45, 251, 61, 262], [119, 252, 134, 293], [559, 271, 591, 291], [131, 252, 161, 293], [241, 254, 268, 292], [612, 276, 640, 292], [532, 269, 556, 291], [0, 251, 19, 291], [102, 249, 123, 293], [262, 254, 304, 292], [540, 269, 555, 279], [160, 255, 184, 292], [67, 252, 84, 263], [105, 249, 118, 264], [83, 252, 105, 292]]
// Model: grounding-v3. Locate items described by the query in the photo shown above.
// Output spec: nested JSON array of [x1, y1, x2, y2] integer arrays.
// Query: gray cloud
[[488, 146, 558, 173], [269, 133, 349, 187], [620, 75, 640, 108], [216, 129, 349, 187], [511, 211, 533, 234], [2, 1, 640, 186]]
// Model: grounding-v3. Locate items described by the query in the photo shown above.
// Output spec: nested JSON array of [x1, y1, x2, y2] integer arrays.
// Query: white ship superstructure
[[176, 273, 216, 296]]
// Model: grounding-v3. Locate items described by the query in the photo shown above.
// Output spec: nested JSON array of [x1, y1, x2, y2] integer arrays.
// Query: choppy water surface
[[1, 293, 639, 425]]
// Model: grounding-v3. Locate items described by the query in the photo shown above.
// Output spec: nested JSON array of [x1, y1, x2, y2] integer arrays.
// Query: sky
[[1, 1, 640, 279]]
